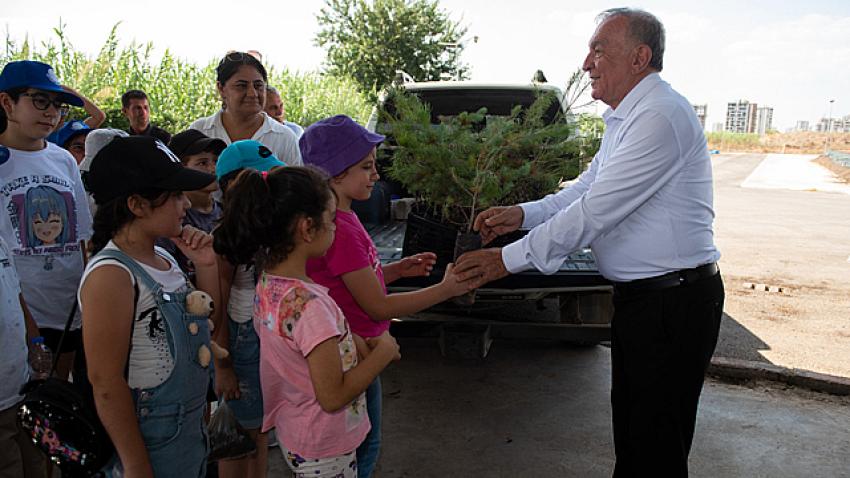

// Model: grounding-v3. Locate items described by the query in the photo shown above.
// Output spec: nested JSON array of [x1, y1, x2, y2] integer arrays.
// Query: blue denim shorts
[[225, 319, 263, 429]]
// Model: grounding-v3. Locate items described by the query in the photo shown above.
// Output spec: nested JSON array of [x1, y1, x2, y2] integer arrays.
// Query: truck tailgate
[[367, 221, 611, 291]]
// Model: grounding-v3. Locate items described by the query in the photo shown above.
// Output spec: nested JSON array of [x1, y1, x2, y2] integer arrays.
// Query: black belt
[[613, 262, 719, 295]]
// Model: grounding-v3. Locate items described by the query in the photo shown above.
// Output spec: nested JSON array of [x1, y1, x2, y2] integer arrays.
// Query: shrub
[[384, 89, 584, 232]]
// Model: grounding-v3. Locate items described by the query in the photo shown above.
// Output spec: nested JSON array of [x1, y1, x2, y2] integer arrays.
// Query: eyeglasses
[[20, 93, 66, 112]]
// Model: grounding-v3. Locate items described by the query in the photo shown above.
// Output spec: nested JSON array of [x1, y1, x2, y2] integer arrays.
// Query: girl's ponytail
[[214, 166, 332, 269]]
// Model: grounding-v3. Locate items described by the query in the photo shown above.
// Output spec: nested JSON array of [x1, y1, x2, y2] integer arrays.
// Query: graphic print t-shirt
[[78, 242, 185, 389], [255, 275, 369, 458], [0, 143, 93, 329]]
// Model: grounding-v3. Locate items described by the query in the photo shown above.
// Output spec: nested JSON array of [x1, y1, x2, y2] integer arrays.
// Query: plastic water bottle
[[29, 337, 53, 380]]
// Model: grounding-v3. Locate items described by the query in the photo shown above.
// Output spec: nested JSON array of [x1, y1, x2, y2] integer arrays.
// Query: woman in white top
[[190, 52, 301, 167]]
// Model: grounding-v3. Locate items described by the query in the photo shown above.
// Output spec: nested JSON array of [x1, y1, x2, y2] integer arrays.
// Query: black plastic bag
[[207, 401, 256, 461]]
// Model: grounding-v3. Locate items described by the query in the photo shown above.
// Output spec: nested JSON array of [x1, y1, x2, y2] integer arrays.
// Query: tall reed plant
[[2, 23, 373, 132]]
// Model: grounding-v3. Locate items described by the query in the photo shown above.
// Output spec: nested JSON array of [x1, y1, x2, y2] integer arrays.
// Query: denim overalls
[[94, 249, 212, 478]]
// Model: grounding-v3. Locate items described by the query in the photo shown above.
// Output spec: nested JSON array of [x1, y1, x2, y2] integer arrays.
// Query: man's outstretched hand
[[474, 206, 524, 245], [454, 248, 509, 290]]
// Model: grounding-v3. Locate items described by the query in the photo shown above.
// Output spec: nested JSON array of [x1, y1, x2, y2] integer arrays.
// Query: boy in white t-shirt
[[0, 236, 47, 477], [0, 61, 93, 380]]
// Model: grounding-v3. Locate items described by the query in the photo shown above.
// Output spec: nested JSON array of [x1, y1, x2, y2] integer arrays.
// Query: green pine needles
[[383, 89, 585, 232]]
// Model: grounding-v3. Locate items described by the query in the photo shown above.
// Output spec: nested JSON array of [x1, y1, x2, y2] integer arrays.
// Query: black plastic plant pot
[[402, 210, 459, 270], [453, 232, 482, 305]]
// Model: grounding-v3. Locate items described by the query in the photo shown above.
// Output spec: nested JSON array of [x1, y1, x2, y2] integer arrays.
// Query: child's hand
[[352, 333, 371, 361], [171, 226, 216, 267], [214, 363, 240, 400], [366, 331, 401, 362], [396, 252, 437, 278], [439, 263, 475, 298]]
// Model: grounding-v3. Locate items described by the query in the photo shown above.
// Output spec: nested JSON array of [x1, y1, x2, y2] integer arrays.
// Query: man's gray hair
[[597, 8, 665, 71], [266, 85, 279, 95]]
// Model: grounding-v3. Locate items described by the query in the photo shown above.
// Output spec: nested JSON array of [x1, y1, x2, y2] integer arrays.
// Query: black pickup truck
[[355, 80, 612, 357]]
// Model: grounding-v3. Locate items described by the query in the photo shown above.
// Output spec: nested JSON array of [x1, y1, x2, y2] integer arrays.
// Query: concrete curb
[[708, 357, 850, 396]]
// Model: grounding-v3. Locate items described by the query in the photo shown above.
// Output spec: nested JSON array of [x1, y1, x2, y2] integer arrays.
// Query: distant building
[[795, 120, 810, 132], [692, 104, 707, 129], [815, 117, 850, 132], [755, 106, 774, 135], [712, 122, 725, 133], [726, 100, 758, 133]]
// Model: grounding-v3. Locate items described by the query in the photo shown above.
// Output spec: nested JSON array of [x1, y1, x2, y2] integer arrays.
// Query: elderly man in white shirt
[[456, 8, 724, 477]]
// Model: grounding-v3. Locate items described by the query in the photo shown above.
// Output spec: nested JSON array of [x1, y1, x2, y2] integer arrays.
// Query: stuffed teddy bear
[[186, 290, 215, 316], [185, 290, 230, 366]]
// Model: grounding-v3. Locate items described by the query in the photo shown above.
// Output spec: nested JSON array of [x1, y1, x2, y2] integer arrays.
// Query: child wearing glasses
[[0, 61, 94, 382]]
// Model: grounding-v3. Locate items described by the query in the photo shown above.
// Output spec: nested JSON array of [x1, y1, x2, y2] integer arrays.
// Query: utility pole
[[825, 99, 835, 154]]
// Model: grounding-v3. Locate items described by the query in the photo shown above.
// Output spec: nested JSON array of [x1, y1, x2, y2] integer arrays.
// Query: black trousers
[[611, 272, 724, 477]]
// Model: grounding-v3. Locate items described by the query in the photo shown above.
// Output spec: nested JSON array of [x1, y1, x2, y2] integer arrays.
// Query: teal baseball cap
[[215, 140, 286, 179], [0, 61, 83, 106]]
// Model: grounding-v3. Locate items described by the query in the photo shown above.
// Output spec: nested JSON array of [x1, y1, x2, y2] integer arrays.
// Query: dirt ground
[[815, 154, 850, 182], [711, 153, 850, 378]]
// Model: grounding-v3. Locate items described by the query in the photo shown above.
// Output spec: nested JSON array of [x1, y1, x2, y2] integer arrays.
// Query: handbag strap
[[49, 299, 79, 375]]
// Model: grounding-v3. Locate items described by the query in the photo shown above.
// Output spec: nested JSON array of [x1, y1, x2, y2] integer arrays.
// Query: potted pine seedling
[[381, 88, 584, 303]]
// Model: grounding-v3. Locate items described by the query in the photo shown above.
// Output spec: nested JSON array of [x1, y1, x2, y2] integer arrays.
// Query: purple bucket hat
[[299, 115, 384, 177]]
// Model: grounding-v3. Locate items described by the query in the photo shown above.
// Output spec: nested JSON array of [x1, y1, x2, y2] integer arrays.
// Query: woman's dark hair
[[216, 52, 268, 84], [214, 166, 332, 268], [89, 190, 175, 255], [0, 87, 27, 134]]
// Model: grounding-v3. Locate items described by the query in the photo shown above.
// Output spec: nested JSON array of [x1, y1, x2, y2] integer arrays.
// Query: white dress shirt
[[502, 73, 720, 282], [190, 111, 303, 166]]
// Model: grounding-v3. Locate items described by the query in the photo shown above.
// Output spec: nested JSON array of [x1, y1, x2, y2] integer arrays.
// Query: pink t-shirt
[[254, 274, 369, 458], [306, 209, 389, 338]]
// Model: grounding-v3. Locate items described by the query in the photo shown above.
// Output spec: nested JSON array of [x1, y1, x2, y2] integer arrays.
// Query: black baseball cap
[[87, 136, 216, 204], [168, 129, 227, 159]]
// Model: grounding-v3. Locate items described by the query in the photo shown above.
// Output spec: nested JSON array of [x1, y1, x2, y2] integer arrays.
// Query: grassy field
[[707, 131, 850, 154]]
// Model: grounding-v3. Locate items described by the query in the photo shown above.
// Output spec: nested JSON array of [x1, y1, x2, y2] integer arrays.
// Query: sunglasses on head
[[220, 50, 263, 64]]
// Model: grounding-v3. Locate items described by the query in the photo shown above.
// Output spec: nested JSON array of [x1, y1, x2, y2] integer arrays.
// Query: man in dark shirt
[[121, 89, 172, 144]]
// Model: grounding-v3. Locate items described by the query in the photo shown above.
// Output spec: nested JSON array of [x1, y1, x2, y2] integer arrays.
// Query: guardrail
[[826, 150, 850, 167]]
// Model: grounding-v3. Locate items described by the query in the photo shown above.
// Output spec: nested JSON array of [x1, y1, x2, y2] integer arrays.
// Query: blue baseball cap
[[300, 115, 384, 177], [0, 61, 83, 106], [49, 120, 91, 147], [216, 140, 286, 180]]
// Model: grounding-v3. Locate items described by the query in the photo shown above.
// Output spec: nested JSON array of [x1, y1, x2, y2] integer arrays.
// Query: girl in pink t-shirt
[[214, 166, 401, 478], [301, 115, 471, 478]]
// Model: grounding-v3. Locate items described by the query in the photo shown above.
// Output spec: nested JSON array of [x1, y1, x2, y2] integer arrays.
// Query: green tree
[[315, 0, 469, 95]]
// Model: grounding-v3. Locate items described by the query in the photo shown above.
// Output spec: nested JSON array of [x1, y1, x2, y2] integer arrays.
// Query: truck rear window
[[384, 88, 564, 125]]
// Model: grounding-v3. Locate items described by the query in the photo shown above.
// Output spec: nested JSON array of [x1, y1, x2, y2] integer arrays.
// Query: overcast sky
[[3, 0, 849, 130]]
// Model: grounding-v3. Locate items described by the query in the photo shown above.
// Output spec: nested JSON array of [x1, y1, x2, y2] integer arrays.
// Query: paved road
[[268, 338, 850, 477], [711, 153, 850, 377]]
